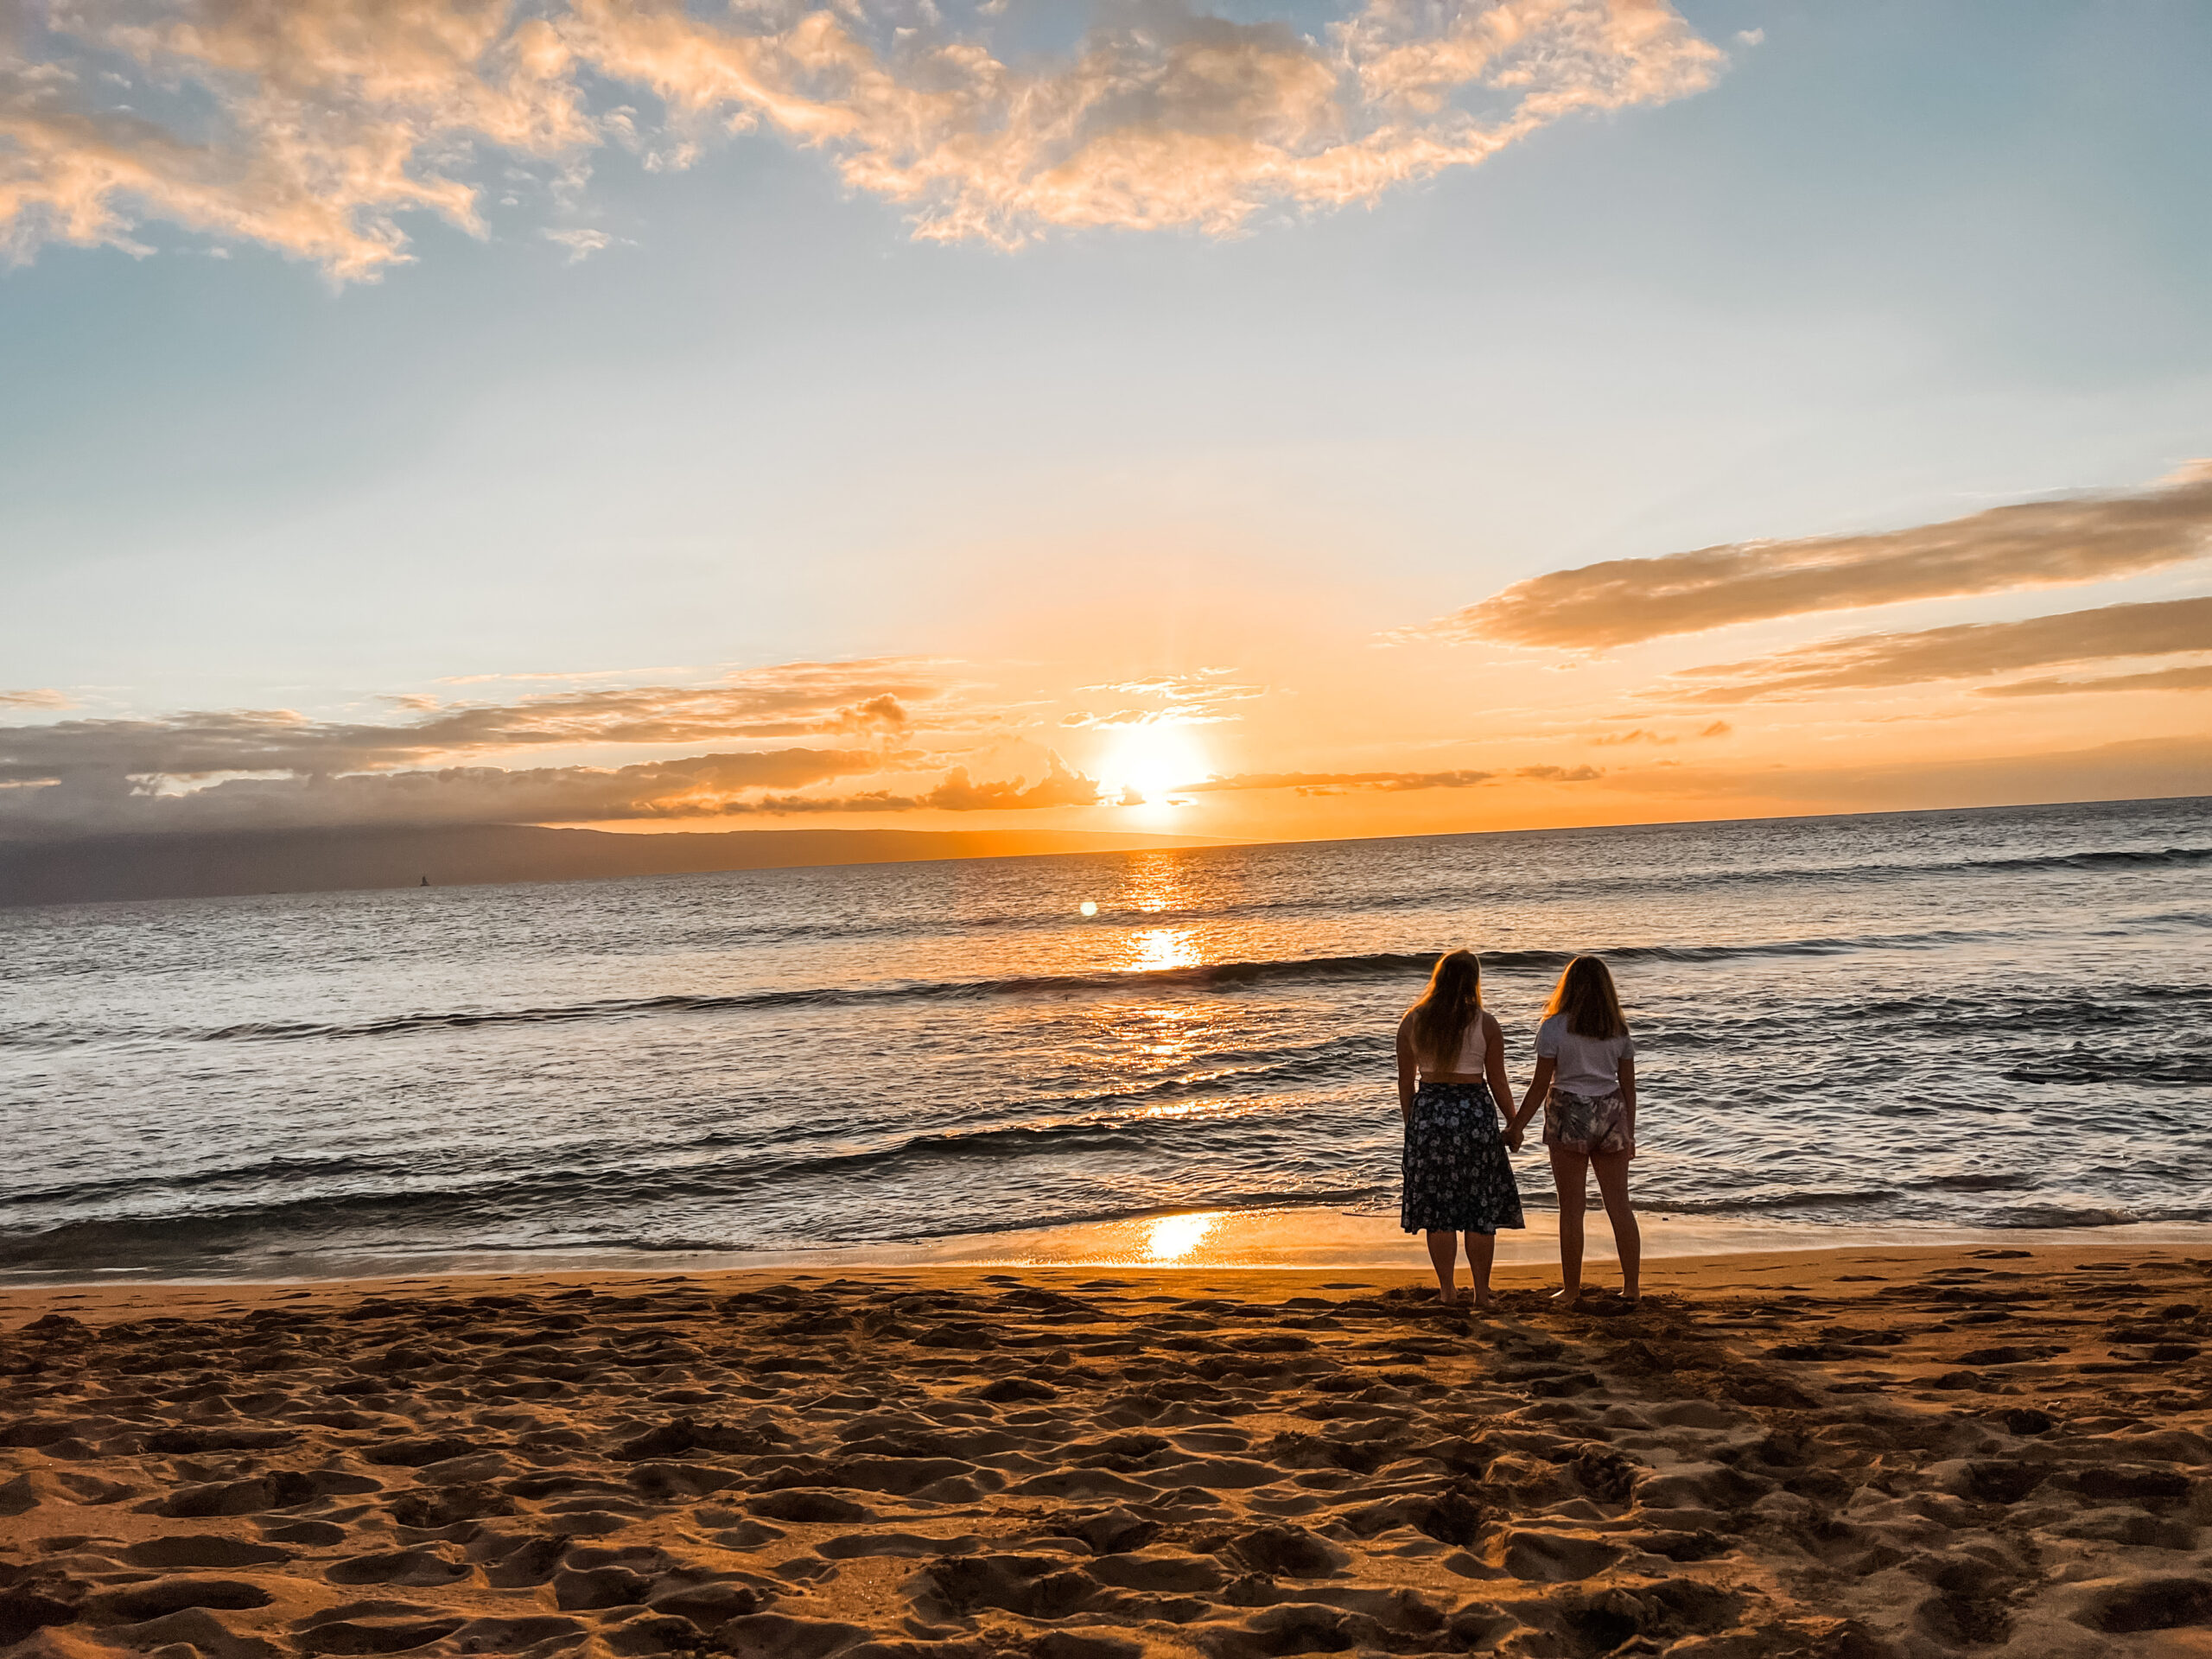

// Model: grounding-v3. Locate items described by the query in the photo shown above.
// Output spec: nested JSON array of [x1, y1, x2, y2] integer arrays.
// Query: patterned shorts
[[1542, 1087, 1634, 1158]]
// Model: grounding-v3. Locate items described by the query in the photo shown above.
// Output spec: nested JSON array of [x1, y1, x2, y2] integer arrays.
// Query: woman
[[1396, 949, 1525, 1306], [1509, 955, 1638, 1309]]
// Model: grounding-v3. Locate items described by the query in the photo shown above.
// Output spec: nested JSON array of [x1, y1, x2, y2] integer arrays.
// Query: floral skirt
[[1400, 1080, 1526, 1236]]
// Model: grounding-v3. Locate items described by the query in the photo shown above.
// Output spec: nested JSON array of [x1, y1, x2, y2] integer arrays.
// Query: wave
[[1636, 1187, 1903, 1215], [705, 840, 2212, 945], [1966, 845, 2212, 875], [2002, 1049, 2212, 1086], [0, 1093, 1385, 1267], [132, 929, 2019, 1049]]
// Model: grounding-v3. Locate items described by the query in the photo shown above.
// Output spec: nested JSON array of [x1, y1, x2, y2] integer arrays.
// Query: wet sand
[[3, 1243, 2209, 1658]]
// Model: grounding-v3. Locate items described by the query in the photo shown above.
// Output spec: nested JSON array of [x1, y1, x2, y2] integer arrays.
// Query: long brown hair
[[1406, 950, 1483, 1069], [1544, 955, 1628, 1040]]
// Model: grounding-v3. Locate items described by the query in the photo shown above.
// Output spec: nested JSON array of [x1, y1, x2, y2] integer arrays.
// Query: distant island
[[0, 823, 1228, 907]]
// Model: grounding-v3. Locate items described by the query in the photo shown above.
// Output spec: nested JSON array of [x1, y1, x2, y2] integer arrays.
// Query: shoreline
[[10, 1206, 2212, 1291], [6, 1237, 2212, 1328]]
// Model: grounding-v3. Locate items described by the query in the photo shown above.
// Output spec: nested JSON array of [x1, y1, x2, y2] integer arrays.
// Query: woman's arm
[[1395, 1017, 1417, 1123], [1618, 1053, 1636, 1140], [1483, 1014, 1521, 1148], [1516, 1055, 1554, 1134]]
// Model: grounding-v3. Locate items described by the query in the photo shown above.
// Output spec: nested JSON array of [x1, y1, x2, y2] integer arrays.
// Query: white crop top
[[1408, 1012, 1487, 1076]]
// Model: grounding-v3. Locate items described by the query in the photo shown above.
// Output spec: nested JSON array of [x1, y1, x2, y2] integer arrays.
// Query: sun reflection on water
[[1128, 926, 1200, 973], [1142, 1211, 1218, 1262]]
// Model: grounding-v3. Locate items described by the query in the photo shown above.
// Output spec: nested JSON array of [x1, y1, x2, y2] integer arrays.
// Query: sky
[[2, 0, 2209, 848]]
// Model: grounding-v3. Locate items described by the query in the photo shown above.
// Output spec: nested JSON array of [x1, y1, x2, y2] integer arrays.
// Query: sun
[[1096, 723, 1206, 804]]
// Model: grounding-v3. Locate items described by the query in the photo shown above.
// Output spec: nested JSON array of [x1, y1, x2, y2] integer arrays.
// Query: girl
[[1396, 949, 1525, 1306], [1510, 955, 1638, 1309]]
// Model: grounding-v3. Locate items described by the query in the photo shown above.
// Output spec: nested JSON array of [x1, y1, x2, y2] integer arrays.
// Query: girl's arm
[[1516, 1056, 1555, 1134], [1618, 1053, 1636, 1141], [1483, 1014, 1521, 1149], [1395, 1018, 1417, 1123]]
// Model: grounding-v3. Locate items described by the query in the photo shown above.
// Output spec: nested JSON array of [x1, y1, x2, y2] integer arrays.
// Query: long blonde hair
[[1406, 950, 1483, 1069], [1544, 955, 1628, 1040]]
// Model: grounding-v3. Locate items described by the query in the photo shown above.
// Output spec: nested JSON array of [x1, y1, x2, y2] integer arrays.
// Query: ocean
[[3, 796, 2209, 1281]]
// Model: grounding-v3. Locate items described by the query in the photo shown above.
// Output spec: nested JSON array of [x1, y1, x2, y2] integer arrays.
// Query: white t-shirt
[[1536, 1014, 1633, 1098]]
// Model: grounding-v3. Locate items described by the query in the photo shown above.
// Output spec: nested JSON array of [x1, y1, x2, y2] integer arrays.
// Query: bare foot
[[1471, 1289, 1496, 1310], [1621, 1288, 1642, 1307], [1550, 1287, 1582, 1311], [1433, 1285, 1458, 1303]]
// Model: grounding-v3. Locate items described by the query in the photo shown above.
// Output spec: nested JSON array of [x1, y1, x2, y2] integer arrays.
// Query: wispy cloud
[[1977, 664, 2212, 698], [0, 747, 882, 836], [1653, 596, 2212, 704], [0, 657, 1118, 836], [0, 688, 73, 709], [1425, 461, 2212, 650], [540, 225, 612, 261], [1182, 763, 1598, 794], [2, 0, 1723, 275], [0, 659, 938, 781]]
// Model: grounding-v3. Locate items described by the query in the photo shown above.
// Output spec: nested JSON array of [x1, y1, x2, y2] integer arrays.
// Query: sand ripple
[[3, 1253, 2211, 1657]]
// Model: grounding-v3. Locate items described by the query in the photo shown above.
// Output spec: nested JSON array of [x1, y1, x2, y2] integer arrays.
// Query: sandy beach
[[3, 1241, 2209, 1659]]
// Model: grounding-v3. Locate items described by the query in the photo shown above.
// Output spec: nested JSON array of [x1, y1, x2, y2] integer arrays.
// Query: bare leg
[[1425, 1230, 1459, 1301], [1592, 1153, 1640, 1303], [1463, 1231, 1497, 1308], [1550, 1149, 1590, 1308]]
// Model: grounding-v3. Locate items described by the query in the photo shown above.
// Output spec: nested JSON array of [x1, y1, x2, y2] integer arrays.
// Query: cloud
[[0, 653, 1116, 835], [1063, 669, 1267, 728], [0, 688, 72, 709], [1655, 596, 2212, 704], [1977, 664, 2212, 698], [540, 225, 611, 261], [1590, 734, 2212, 817], [0, 741, 1110, 836], [1179, 762, 1599, 794], [1184, 766, 1496, 793], [1, 0, 594, 279], [1427, 461, 2212, 650], [0, 747, 884, 836], [918, 758, 1102, 810], [0, 658, 944, 781], [3, 0, 1724, 274]]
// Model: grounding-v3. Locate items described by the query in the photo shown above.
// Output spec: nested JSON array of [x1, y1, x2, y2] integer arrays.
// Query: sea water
[[3, 797, 2208, 1278]]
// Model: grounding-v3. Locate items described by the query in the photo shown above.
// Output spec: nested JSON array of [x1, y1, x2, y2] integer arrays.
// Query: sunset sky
[[3, 0, 2208, 848]]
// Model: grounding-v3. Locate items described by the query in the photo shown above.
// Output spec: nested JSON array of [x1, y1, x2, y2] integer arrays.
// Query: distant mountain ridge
[[0, 823, 1226, 907]]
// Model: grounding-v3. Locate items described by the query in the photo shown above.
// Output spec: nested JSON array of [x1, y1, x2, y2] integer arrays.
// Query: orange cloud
[[1427, 461, 2212, 650], [1976, 664, 2212, 698], [1183, 764, 1598, 794], [1655, 596, 2212, 704], [1185, 766, 1493, 792], [0, 654, 1116, 835], [0, 658, 944, 783], [3, 0, 1723, 273]]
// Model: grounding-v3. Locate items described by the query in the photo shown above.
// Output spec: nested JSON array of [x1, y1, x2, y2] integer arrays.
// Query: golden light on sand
[[1097, 722, 1205, 804], [1141, 1211, 1217, 1262]]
